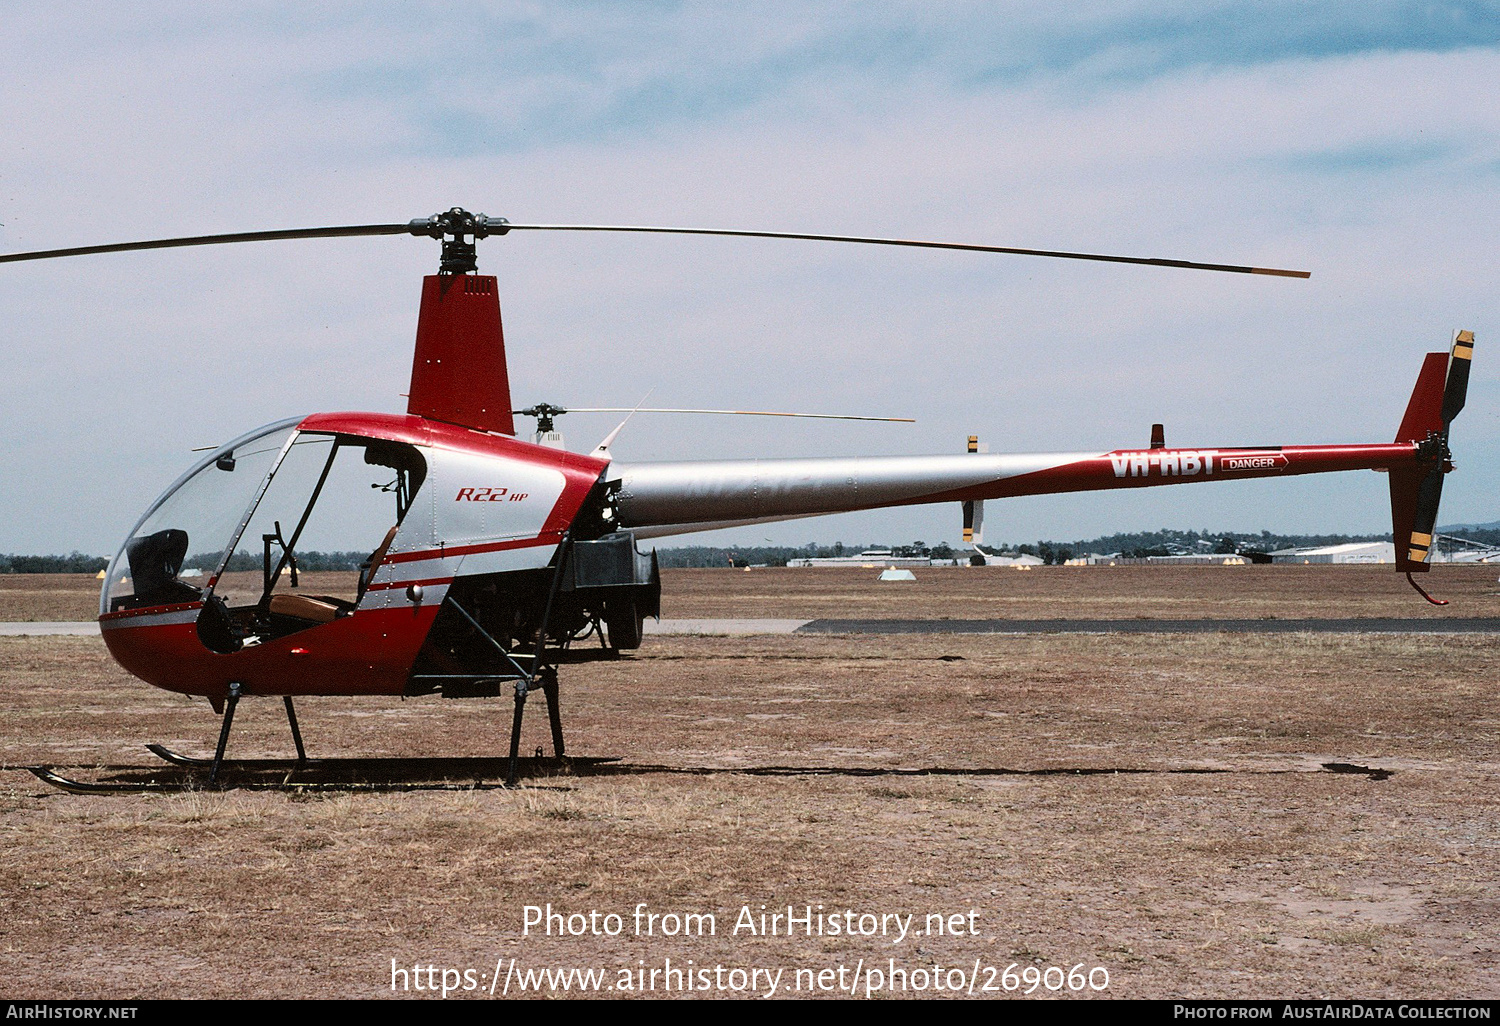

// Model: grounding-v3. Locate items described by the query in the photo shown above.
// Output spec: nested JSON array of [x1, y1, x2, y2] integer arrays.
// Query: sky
[[2, 2, 1497, 555]]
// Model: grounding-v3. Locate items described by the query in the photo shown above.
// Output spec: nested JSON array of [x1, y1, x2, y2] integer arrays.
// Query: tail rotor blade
[[1441, 330, 1474, 426], [1411, 331, 1473, 564], [1407, 465, 1445, 568]]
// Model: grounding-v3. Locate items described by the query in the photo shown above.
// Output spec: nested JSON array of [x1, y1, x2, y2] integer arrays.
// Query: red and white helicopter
[[2, 209, 1472, 788]]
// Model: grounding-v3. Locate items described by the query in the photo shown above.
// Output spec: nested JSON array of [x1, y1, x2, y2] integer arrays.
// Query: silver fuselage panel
[[609, 452, 1089, 532]]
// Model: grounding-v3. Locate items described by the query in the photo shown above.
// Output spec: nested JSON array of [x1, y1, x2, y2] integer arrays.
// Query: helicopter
[[0, 207, 1472, 789]]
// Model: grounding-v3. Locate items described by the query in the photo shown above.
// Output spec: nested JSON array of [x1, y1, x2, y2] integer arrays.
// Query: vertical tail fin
[[1393, 352, 1449, 445], [407, 274, 516, 434], [1391, 332, 1473, 575]]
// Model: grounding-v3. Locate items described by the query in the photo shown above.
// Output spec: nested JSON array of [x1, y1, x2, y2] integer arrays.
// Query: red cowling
[[407, 274, 516, 435]]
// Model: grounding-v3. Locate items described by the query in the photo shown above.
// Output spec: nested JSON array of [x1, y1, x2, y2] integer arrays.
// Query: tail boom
[[613, 442, 1421, 532], [936, 443, 1419, 504]]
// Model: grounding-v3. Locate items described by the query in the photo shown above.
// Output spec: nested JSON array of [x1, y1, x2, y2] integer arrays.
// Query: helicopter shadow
[[28, 755, 1394, 793]]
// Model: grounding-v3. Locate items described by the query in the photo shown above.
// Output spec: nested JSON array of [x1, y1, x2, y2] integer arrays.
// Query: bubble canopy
[[102, 419, 302, 616]]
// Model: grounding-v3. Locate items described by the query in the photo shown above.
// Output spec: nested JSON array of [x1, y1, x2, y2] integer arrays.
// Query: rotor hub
[[516, 403, 567, 433], [1416, 429, 1450, 465], [407, 207, 510, 274]]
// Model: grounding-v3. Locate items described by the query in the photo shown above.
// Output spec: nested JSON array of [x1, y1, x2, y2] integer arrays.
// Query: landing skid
[[29, 755, 618, 794], [145, 743, 316, 771], [47, 602, 577, 791], [28, 766, 536, 794], [30, 767, 188, 794]]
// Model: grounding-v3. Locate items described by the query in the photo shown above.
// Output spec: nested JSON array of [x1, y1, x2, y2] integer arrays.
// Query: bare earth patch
[[0, 574, 105, 622], [1, 567, 1497, 999]]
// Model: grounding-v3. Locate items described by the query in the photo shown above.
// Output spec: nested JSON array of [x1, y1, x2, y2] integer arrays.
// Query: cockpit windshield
[[103, 421, 299, 614], [101, 417, 429, 652]]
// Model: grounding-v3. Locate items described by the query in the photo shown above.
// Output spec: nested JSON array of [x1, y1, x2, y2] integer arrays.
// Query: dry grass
[[660, 564, 1500, 620], [0, 571, 364, 622], [0, 574, 104, 621], [1, 569, 1497, 999], [16, 564, 1500, 623]]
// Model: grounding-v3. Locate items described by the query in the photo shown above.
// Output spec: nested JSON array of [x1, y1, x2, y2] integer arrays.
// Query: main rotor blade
[[0, 224, 412, 264], [548, 408, 916, 422], [499, 223, 1311, 278]]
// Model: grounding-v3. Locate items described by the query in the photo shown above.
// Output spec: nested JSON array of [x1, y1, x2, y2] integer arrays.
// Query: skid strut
[[284, 696, 308, 764], [542, 668, 565, 760], [209, 682, 243, 786], [205, 685, 310, 785], [504, 530, 573, 786], [503, 667, 565, 787], [506, 680, 528, 787]]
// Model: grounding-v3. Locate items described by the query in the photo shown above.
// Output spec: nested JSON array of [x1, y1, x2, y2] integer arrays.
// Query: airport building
[[1270, 542, 1395, 564], [1073, 553, 1248, 566], [787, 549, 934, 568]]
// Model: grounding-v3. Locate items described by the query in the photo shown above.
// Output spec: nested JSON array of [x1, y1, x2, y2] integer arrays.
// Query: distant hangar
[[1270, 542, 1397, 564]]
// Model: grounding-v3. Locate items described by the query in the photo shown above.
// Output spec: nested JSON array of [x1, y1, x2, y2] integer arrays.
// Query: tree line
[[651, 526, 1472, 568], [6, 524, 1496, 573]]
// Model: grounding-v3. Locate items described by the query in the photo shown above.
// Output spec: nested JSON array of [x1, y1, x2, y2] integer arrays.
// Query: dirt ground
[[14, 563, 1500, 622], [1, 566, 1497, 1000], [0, 574, 106, 621], [661, 563, 1500, 621]]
